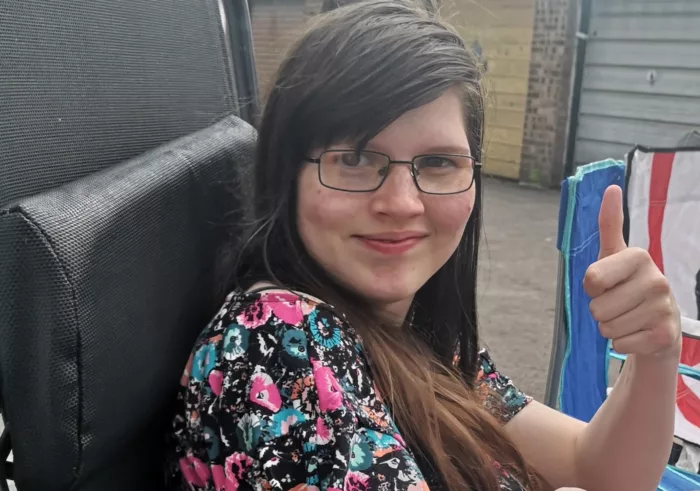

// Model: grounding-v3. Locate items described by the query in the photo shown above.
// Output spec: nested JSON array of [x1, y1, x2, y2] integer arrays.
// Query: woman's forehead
[[362, 91, 470, 156]]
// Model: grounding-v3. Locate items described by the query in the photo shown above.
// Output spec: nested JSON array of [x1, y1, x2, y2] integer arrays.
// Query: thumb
[[598, 185, 626, 259]]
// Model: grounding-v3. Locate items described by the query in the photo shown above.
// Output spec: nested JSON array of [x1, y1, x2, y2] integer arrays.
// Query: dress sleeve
[[475, 349, 532, 424], [171, 291, 427, 490]]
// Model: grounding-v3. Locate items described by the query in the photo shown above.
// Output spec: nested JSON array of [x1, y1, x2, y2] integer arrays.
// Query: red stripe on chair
[[648, 152, 700, 429], [647, 152, 673, 273]]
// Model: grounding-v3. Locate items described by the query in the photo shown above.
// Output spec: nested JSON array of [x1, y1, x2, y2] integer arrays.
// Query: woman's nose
[[369, 163, 425, 217]]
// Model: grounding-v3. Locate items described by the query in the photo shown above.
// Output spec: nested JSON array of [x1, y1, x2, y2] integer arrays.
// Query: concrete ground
[[478, 176, 561, 402]]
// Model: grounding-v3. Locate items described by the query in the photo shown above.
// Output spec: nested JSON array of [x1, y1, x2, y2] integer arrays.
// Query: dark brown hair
[[230, 1, 542, 489], [322, 0, 439, 13]]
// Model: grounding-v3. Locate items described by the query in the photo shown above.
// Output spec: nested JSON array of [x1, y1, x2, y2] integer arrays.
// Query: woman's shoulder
[[190, 288, 365, 387], [184, 287, 376, 419], [475, 348, 532, 423], [184, 286, 403, 438], [199, 287, 355, 345]]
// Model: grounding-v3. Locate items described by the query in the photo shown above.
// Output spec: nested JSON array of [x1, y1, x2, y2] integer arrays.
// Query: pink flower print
[[263, 293, 304, 326], [223, 452, 253, 490], [344, 471, 370, 491], [249, 371, 282, 412], [209, 370, 224, 396], [393, 433, 406, 447], [179, 454, 211, 487], [314, 417, 332, 445], [236, 299, 272, 329], [211, 465, 226, 491], [311, 359, 344, 412]]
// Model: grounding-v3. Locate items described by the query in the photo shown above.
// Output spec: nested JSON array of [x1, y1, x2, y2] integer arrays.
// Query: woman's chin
[[354, 282, 420, 320]]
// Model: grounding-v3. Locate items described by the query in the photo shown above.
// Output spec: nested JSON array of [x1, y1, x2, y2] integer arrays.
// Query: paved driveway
[[478, 177, 561, 402]]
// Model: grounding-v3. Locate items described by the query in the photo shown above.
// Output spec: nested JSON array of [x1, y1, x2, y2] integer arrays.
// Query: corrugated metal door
[[445, 0, 536, 180], [572, 0, 700, 167], [250, 0, 308, 97]]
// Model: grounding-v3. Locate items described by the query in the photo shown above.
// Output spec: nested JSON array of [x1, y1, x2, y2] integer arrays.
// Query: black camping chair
[[0, 1, 259, 489]]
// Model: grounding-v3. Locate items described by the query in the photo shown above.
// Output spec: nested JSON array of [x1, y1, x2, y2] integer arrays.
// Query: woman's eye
[[419, 156, 454, 168], [339, 152, 367, 167]]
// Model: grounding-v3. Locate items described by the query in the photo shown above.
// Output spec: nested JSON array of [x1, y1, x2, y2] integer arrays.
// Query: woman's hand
[[584, 185, 681, 360]]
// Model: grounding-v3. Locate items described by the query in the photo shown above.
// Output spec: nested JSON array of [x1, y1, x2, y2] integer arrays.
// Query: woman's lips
[[354, 234, 426, 255]]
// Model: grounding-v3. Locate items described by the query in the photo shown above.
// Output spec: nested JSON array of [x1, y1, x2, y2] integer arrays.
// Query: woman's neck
[[376, 297, 413, 325]]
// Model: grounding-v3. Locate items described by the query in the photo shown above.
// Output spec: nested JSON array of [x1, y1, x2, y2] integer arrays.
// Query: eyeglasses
[[304, 149, 481, 194]]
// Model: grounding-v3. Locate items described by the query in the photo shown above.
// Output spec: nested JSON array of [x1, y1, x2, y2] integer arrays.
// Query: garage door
[[572, 0, 700, 167]]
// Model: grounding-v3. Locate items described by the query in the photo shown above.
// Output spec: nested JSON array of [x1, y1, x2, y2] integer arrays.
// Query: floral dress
[[168, 289, 532, 490]]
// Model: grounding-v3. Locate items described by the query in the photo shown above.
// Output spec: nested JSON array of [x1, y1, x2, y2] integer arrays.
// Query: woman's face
[[297, 90, 476, 318]]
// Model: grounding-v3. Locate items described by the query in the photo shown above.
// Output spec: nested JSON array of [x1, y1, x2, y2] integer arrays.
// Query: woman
[[168, 2, 681, 489]]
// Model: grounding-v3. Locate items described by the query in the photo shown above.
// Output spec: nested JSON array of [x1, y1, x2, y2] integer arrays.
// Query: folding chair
[[545, 158, 700, 490], [625, 144, 700, 449], [0, 1, 258, 489]]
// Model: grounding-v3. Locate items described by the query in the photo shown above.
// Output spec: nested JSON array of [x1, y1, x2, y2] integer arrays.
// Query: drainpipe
[[562, 0, 593, 178]]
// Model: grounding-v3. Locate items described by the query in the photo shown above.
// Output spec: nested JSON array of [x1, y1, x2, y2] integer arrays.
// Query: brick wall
[[519, 0, 578, 188], [250, 0, 323, 100]]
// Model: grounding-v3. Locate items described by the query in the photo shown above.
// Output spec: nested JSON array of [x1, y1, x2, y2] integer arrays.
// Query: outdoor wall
[[249, 0, 322, 99], [519, 0, 578, 187], [444, 0, 537, 180], [249, 0, 586, 185]]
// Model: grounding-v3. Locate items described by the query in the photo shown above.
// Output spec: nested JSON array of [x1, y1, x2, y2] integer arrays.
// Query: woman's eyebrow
[[357, 142, 473, 156], [418, 145, 472, 155]]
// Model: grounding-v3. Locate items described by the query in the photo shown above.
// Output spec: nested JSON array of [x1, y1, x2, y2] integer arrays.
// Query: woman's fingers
[[589, 276, 645, 323], [597, 296, 672, 340], [584, 247, 647, 298], [611, 325, 679, 356]]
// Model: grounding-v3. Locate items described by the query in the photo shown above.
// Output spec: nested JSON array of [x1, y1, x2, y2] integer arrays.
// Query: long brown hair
[[229, 1, 542, 489]]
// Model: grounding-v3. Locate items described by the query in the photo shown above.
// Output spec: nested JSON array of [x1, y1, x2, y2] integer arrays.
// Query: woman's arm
[[506, 351, 678, 491], [575, 351, 678, 490], [505, 186, 681, 491]]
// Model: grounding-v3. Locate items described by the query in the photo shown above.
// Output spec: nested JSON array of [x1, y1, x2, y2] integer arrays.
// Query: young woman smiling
[[167, 2, 681, 490]]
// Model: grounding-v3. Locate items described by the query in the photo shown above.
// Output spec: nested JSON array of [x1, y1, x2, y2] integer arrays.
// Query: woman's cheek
[[426, 193, 474, 233]]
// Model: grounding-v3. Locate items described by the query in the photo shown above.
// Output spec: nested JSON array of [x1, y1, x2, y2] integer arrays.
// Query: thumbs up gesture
[[584, 185, 681, 358]]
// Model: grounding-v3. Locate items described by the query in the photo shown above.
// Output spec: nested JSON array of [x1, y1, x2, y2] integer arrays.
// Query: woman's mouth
[[354, 232, 427, 255]]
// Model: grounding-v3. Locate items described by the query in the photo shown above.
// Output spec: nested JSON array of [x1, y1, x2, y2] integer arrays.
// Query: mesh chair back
[[0, 115, 256, 491], [0, 0, 258, 207]]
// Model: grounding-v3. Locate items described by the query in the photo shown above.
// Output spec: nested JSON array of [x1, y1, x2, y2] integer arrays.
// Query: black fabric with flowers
[[168, 290, 532, 490]]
